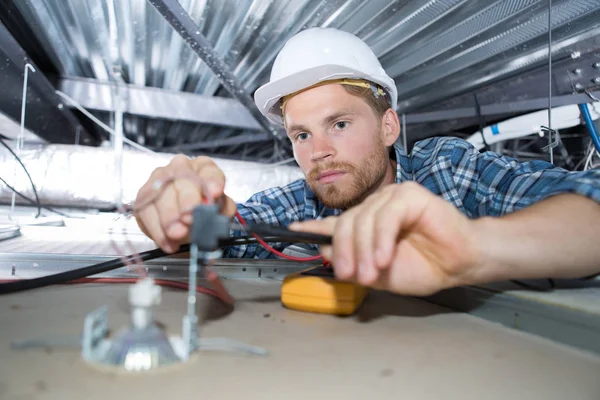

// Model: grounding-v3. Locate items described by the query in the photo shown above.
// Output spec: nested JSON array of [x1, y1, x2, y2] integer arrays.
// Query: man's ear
[[381, 108, 401, 146]]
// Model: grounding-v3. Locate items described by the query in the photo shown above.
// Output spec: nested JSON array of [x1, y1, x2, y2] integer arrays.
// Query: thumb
[[289, 216, 337, 236]]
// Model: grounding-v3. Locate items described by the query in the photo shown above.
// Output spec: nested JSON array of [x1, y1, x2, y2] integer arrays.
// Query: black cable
[[0, 138, 41, 218], [0, 176, 71, 218], [510, 278, 555, 292], [242, 223, 332, 245], [0, 235, 322, 295]]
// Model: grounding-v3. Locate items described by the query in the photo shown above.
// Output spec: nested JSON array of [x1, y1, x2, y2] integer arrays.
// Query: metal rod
[[55, 90, 153, 153], [147, 0, 281, 138], [10, 63, 36, 217], [188, 244, 198, 318], [547, 0, 553, 164], [112, 79, 125, 209], [0, 22, 94, 145], [401, 114, 407, 151]]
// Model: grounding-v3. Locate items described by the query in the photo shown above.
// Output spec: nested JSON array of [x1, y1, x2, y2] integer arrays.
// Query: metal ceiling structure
[[0, 0, 599, 161]]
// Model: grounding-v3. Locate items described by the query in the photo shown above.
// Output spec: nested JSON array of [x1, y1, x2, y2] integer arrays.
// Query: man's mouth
[[316, 170, 346, 184]]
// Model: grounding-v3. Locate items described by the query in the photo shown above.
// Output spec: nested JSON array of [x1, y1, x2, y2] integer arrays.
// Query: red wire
[[235, 211, 323, 262], [0, 277, 230, 304]]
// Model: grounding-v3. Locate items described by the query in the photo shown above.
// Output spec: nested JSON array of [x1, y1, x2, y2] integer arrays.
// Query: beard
[[306, 138, 389, 210]]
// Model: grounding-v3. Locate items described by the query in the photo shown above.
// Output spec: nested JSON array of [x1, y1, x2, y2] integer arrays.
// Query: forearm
[[469, 194, 600, 284]]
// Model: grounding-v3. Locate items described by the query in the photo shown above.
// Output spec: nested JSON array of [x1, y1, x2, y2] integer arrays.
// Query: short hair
[[342, 83, 392, 119], [281, 79, 393, 122]]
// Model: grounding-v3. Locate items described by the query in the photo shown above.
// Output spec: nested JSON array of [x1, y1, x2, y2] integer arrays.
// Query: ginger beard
[[306, 134, 389, 210]]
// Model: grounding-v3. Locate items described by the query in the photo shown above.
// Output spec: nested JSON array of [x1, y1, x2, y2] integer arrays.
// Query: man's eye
[[296, 132, 309, 141], [335, 121, 348, 130]]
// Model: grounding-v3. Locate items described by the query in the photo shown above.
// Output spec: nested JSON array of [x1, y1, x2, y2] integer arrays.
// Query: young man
[[134, 28, 600, 296]]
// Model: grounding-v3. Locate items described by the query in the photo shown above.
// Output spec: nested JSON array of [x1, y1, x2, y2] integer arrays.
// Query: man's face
[[283, 84, 392, 209]]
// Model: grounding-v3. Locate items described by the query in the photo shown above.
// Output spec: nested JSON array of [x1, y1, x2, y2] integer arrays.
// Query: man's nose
[[310, 135, 335, 162]]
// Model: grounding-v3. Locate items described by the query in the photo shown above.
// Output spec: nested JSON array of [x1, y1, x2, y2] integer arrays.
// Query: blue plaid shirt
[[224, 136, 600, 259]]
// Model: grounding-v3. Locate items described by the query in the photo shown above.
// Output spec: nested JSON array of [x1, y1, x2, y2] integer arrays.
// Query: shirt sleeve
[[444, 138, 600, 218], [221, 179, 308, 259]]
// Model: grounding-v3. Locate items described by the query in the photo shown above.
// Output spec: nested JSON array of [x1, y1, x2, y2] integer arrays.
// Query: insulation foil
[[0, 144, 303, 210]]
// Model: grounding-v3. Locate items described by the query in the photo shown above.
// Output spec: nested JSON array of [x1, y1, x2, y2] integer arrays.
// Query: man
[[134, 28, 600, 296]]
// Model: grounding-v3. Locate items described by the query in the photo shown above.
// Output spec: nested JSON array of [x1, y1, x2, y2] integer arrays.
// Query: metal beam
[[58, 77, 262, 131], [404, 90, 600, 124], [165, 132, 272, 151], [0, 21, 96, 145], [58, 78, 600, 132], [0, 111, 45, 143], [424, 282, 600, 356], [147, 0, 281, 137]]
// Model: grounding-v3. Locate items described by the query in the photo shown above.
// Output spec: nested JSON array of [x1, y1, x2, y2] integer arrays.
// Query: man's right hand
[[133, 155, 236, 253]]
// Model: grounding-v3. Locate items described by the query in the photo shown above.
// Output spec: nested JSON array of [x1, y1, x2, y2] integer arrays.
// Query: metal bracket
[[81, 305, 109, 363], [540, 125, 560, 151]]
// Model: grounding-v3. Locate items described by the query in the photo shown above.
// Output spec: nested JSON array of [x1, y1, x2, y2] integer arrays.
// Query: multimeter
[[280, 264, 368, 315]]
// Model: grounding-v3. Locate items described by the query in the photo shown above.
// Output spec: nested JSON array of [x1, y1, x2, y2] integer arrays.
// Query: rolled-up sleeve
[[446, 138, 600, 218]]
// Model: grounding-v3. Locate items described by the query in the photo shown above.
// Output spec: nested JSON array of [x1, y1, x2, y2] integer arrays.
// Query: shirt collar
[[392, 143, 412, 184]]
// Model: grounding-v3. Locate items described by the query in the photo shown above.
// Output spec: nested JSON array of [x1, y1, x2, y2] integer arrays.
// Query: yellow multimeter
[[280, 264, 368, 315]]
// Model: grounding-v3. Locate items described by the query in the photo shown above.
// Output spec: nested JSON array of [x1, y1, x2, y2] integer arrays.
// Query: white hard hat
[[254, 27, 397, 126]]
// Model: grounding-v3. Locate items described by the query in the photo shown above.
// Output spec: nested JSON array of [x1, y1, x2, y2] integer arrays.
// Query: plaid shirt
[[224, 136, 600, 259]]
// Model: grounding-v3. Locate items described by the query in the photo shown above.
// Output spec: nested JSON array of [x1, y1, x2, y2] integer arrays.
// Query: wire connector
[[191, 204, 230, 252]]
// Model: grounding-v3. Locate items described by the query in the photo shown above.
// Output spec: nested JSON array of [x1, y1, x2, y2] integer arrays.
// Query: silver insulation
[[0, 144, 303, 210]]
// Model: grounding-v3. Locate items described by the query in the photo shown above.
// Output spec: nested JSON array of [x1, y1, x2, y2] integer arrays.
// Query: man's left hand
[[289, 182, 482, 296]]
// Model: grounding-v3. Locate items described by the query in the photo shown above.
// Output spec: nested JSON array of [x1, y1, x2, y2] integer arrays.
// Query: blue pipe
[[579, 103, 600, 153]]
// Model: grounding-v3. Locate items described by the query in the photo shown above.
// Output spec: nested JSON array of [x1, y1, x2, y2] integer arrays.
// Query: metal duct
[[6, 0, 600, 154], [0, 143, 303, 210]]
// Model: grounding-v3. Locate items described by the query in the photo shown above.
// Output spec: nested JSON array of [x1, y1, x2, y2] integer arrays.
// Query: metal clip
[[540, 126, 560, 151]]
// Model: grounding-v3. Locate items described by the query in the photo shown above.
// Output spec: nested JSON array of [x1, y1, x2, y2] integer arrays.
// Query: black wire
[[242, 223, 332, 245], [510, 279, 556, 292], [0, 138, 41, 218], [0, 176, 71, 218], [0, 235, 321, 295]]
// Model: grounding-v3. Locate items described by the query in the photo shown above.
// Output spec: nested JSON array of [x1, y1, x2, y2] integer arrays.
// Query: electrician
[[134, 28, 600, 296]]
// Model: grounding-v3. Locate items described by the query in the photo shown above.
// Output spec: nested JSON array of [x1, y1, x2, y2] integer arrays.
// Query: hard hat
[[254, 27, 397, 126]]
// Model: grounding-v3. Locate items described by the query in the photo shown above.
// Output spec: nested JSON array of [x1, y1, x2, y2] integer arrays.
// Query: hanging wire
[[401, 113, 407, 151], [547, 0, 554, 164], [54, 90, 153, 153], [10, 63, 37, 219]]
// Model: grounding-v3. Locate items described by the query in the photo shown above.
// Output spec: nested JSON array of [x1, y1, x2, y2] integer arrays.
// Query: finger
[[353, 191, 395, 285], [174, 177, 203, 225], [139, 204, 179, 253], [134, 167, 180, 247], [134, 166, 169, 214], [221, 196, 237, 217], [374, 184, 424, 269], [370, 266, 392, 292], [192, 157, 227, 199], [319, 245, 333, 261], [288, 217, 337, 235], [331, 210, 358, 281], [202, 164, 227, 200], [153, 177, 187, 241]]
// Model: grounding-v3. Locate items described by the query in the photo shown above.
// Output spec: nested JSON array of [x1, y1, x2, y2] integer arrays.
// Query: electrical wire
[[0, 245, 174, 295], [235, 211, 324, 262], [0, 235, 321, 295], [473, 94, 490, 152], [511, 279, 555, 292], [130, 172, 327, 263], [579, 103, 600, 153], [54, 89, 153, 154], [0, 138, 41, 218], [0, 176, 71, 217]]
